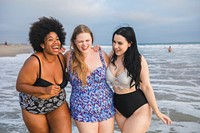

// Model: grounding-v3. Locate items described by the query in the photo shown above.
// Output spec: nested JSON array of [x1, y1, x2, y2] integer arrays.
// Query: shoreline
[[0, 44, 33, 57], [0, 43, 200, 132]]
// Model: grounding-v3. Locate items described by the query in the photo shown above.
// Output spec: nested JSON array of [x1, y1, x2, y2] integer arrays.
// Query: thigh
[[75, 121, 98, 133], [47, 102, 71, 133], [115, 110, 127, 131], [22, 108, 49, 133], [99, 117, 115, 133], [123, 104, 152, 133]]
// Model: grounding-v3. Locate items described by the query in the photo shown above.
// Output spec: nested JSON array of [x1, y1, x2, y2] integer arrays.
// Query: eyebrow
[[47, 35, 59, 39]]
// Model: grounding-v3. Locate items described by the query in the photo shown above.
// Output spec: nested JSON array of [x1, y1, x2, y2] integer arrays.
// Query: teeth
[[53, 46, 59, 49]]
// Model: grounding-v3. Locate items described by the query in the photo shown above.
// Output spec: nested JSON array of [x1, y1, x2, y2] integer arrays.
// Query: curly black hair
[[29, 16, 66, 52]]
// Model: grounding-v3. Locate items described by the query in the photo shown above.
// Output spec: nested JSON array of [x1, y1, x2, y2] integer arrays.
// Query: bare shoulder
[[100, 50, 109, 60], [23, 54, 40, 68], [17, 54, 40, 85], [101, 49, 109, 57], [64, 50, 72, 65], [140, 55, 149, 68], [100, 50, 110, 66], [140, 55, 147, 62], [57, 53, 66, 67], [18, 54, 40, 77]]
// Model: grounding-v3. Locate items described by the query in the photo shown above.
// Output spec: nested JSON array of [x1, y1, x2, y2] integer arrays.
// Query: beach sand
[[0, 44, 33, 57]]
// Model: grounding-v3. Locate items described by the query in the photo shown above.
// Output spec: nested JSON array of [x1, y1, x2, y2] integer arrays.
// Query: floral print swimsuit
[[68, 50, 115, 122]]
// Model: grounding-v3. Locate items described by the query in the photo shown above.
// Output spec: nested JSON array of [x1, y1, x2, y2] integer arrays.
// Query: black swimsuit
[[19, 54, 68, 114], [106, 66, 148, 118], [114, 89, 148, 118]]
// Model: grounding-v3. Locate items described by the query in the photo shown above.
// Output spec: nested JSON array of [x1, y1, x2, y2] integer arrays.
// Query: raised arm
[[101, 50, 110, 68]]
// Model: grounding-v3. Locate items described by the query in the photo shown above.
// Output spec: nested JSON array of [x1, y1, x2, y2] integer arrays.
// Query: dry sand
[[0, 44, 33, 57]]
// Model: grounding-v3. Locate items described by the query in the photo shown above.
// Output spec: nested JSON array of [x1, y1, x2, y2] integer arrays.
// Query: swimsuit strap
[[68, 50, 105, 71], [98, 49, 106, 68], [57, 55, 64, 71], [31, 54, 64, 78], [31, 54, 41, 78], [68, 51, 73, 72]]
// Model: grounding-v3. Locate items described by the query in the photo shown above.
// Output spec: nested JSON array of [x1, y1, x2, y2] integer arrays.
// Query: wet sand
[[0, 44, 33, 57]]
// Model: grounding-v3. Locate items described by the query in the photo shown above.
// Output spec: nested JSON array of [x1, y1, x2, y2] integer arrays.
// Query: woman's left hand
[[157, 111, 172, 125], [60, 46, 66, 53]]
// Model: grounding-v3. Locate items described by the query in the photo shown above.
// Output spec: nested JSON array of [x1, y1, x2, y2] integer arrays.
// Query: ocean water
[[0, 43, 200, 133]]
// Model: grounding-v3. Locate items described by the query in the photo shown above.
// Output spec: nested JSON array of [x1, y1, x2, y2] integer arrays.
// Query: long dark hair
[[111, 27, 141, 89]]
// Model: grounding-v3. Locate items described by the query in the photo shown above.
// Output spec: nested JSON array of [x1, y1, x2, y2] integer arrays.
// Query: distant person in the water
[[168, 46, 172, 53]]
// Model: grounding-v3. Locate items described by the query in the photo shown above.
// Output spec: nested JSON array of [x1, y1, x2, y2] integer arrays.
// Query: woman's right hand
[[45, 85, 61, 95], [35, 85, 62, 99]]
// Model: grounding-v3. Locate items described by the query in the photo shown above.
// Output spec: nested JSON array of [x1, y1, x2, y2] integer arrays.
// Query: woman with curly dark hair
[[16, 17, 71, 133]]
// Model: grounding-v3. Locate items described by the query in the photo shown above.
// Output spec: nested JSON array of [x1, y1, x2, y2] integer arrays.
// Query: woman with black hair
[[106, 26, 172, 132], [16, 17, 71, 133]]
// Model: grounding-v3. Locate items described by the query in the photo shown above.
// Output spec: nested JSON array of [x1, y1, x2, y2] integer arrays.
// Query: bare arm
[[108, 50, 114, 59], [140, 55, 172, 125], [16, 56, 44, 94], [64, 50, 72, 71], [92, 44, 114, 61], [101, 50, 110, 68], [16, 55, 61, 99]]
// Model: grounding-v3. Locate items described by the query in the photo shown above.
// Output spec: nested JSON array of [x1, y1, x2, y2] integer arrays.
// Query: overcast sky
[[0, 0, 200, 45]]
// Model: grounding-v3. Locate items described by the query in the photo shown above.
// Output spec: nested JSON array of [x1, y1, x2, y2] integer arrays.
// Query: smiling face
[[74, 32, 92, 54], [112, 34, 131, 57], [41, 32, 61, 55]]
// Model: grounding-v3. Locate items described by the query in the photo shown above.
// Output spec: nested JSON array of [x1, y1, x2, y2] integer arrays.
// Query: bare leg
[[123, 104, 152, 133], [75, 117, 114, 133], [47, 102, 72, 133], [75, 121, 98, 133], [22, 109, 49, 133], [99, 117, 115, 133], [115, 110, 127, 131]]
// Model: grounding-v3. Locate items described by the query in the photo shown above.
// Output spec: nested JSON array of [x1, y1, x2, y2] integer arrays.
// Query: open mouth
[[53, 45, 59, 49], [52, 45, 60, 52], [81, 46, 89, 51]]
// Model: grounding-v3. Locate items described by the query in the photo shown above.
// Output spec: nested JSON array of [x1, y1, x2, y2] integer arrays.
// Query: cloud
[[0, 0, 199, 43]]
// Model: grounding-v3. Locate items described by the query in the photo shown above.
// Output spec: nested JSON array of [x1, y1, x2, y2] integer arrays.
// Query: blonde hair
[[70, 25, 94, 85]]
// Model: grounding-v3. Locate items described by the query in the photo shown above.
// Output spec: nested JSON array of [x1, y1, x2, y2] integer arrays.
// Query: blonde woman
[[64, 25, 115, 133]]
